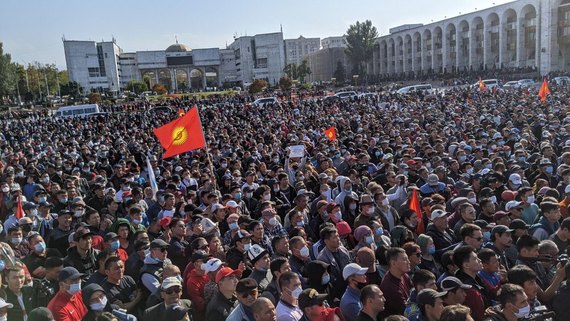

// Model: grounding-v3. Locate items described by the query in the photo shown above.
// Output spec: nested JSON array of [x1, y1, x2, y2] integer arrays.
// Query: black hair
[[452, 246, 475, 270], [412, 269, 436, 289], [516, 235, 540, 252], [477, 248, 497, 264], [104, 256, 121, 270], [497, 283, 525, 307], [507, 265, 537, 286]]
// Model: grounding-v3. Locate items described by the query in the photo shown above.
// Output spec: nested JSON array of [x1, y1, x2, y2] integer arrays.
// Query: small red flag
[[153, 106, 206, 159], [16, 194, 24, 219], [409, 189, 424, 234], [538, 78, 550, 102], [178, 108, 185, 117], [324, 126, 336, 141]]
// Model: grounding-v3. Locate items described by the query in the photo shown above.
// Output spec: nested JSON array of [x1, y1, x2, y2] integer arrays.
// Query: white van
[[334, 91, 358, 99], [252, 97, 278, 107], [397, 84, 433, 94], [54, 104, 101, 118]]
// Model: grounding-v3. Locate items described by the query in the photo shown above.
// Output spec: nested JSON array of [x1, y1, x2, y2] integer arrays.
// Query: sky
[[1, 0, 513, 69]]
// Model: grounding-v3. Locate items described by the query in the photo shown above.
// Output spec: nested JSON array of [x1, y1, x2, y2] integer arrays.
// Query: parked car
[[553, 76, 570, 86], [252, 97, 278, 107], [334, 91, 358, 99], [397, 84, 433, 94]]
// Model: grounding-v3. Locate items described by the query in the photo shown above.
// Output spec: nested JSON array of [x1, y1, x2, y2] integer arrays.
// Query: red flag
[[153, 106, 206, 159], [538, 78, 550, 102], [324, 126, 336, 141], [409, 189, 424, 234], [16, 194, 24, 219], [178, 108, 185, 117]]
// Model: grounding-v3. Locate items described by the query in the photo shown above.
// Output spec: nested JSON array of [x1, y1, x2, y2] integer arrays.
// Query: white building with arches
[[372, 0, 570, 76]]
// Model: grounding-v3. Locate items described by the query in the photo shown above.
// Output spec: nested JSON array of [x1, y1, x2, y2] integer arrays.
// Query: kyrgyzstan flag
[[478, 78, 487, 91], [153, 106, 206, 159], [324, 126, 336, 141], [16, 194, 24, 219], [538, 78, 550, 102], [178, 108, 186, 117], [409, 188, 424, 234]]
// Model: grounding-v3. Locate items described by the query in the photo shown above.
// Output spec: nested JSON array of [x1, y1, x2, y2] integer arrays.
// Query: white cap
[[429, 209, 448, 221], [202, 258, 223, 272], [342, 263, 368, 280], [161, 276, 182, 289], [505, 200, 523, 211], [200, 218, 218, 234], [226, 200, 239, 208], [509, 173, 522, 185]]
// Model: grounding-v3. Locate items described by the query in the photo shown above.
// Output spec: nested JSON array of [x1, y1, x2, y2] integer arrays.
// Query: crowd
[[1, 82, 570, 321]]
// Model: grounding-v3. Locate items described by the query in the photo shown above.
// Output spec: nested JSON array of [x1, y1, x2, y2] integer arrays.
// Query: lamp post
[[353, 74, 359, 87]]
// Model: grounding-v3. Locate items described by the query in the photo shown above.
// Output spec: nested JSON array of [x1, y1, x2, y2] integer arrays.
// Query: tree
[[60, 81, 83, 98], [88, 92, 102, 104], [279, 76, 293, 91], [297, 60, 312, 83], [0, 43, 17, 99], [126, 80, 148, 94], [249, 79, 267, 94], [333, 61, 346, 85], [345, 20, 378, 77], [152, 83, 167, 95], [284, 63, 298, 80]]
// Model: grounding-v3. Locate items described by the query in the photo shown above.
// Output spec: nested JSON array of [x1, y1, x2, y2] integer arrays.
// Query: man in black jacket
[[5, 264, 34, 321], [143, 276, 192, 321], [425, 209, 456, 251], [206, 266, 241, 321], [63, 227, 99, 281]]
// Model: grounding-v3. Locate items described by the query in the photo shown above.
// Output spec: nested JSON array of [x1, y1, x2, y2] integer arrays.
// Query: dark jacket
[[482, 306, 508, 321], [143, 300, 192, 321], [6, 285, 34, 321], [455, 270, 490, 321], [168, 236, 189, 272], [63, 247, 99, 280], [205, 291, 238, 321], [425, 223, 456, 250]]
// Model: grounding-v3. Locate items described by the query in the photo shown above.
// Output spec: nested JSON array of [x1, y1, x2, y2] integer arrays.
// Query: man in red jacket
[[186, 250, 210, 321], [47, 267, 88, 321]]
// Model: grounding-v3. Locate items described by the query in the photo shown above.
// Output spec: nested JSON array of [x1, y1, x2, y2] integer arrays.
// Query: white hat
[[492, 132, 503, 140], [0, 298, 13, 309], [247, 244, 268, 264], [505, 200, 523, 211], [200, 218, 218, 234], [226, 200, 239, 208], [342, 263, 368, 280], [202, 258, 223, 272], [211, 203, 226, 212], [161, 276, 182, 289], [429, 209, 448, 221], [508, 173, 522, 185]]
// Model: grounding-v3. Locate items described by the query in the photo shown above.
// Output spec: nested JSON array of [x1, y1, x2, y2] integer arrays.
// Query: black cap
[[490, 225, 514, 235], [298, 288, 328, 310], [104, 232, 119, 242], [236, 278, 258, 294], [417, 289, 448, 307], [509, 219, 529, 230], [191, 250, 209, 262], [73, 227, 93, 241], [58, 267, 84, 282], [150, 238, 169, 249]]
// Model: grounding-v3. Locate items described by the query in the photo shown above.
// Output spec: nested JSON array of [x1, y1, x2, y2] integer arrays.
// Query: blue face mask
[[365, 236, 374, 245], [229, 222, 239, 230], [0, 260, 5, 272], [428, 245, 436, 255], [483, 231, 491, 243], [34, 241, 46, 253], [375, 227, 384, 236], [111, 240, 120, 251], [235, 193, 242, 201]]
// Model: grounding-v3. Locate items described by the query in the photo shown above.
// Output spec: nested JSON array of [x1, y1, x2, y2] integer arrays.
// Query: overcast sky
[[1, 0, 513, 69]]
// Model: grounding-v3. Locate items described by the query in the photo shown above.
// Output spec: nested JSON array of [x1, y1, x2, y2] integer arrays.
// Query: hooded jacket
[[82, 283, 137, 321]]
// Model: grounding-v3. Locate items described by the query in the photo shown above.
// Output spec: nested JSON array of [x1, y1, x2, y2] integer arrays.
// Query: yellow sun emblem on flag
[[171, 126, 188, 146], [327, 132, 333, 139]]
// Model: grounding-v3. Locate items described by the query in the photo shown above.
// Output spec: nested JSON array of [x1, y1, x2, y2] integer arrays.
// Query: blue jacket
[[340, 286, 362, 321]]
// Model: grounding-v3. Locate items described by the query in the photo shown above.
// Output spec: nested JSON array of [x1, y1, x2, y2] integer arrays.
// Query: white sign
[[289, 145, 305, 158]]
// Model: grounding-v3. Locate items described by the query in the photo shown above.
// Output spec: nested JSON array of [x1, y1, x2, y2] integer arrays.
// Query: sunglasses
[[164, 287, 182, 295], [240, 290, 258, 299], [473, 237, 483, 241], [414, 252, 422, 257]]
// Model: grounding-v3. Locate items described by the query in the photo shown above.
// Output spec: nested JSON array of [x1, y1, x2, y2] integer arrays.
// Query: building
[[63, 40, 122, 93], [228, 32, 286, 86], [372, 0, 570, 76], [63, 31, 286, 93], [321, 36, 347, 49], [307, 47, 352, 83], [284, 36, 321, 66]]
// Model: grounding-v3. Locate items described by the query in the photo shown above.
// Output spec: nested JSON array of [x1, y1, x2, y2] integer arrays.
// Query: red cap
[[336, 221, 352, 237], [215, 266, 241, 283], [160, 217, 172, 229]]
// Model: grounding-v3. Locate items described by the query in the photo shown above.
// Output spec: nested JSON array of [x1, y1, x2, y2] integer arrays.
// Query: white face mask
[[89, 296, 108, 311], [367, 207, 375, 215], [299, 246, 310, 258], [268, 217, 278, 226], [290, 286, 303, 299], [67, 281, 81, 295], [382, 198, 389, 206], [527, 195, 535, 203], [263, 194, 271, 201], [468, 197, 477, 204]]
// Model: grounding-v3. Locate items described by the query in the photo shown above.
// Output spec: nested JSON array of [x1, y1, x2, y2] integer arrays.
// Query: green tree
[[345, 20, 378, 77], [279, 76, 293, 91], [60, 81, 83, 98], [283, 63, 298, 80], [333, 61, 346, 85], [249, 79, 267, 94], [126, 80, 148, 94], [297, 60, 312, 84], [88, 92, 102, 104], [0, 43, 17, 99]]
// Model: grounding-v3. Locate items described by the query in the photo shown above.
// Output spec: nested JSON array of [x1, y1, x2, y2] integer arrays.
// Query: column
[[517, 18, 525, 67], [499, 20, 505, 68], [402, 40, 408, 74], [456, 29, 463, 71], [411, 38, 417, 73], [171, 69, 177, 92], [202, 68, 207, 89]]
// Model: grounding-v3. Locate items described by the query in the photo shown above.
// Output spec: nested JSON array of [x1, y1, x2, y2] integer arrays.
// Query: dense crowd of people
[[1, 82, 570, 321]]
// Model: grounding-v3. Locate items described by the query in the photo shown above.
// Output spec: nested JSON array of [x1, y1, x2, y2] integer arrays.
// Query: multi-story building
[[63, 31, 287, 93], [284, 36, 321, 66], [321, 36, 347, 49], [306, 47, 352, 83], [372, 0, 570, 76]]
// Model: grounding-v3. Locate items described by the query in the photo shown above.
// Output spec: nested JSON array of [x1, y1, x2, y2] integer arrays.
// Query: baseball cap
[[439, 276, 473, 292], [202, 258, 223, 272], [191, 250, 209, 262], [505, 201, 523, 212], [416, 289, 448, 307], [508, 174, 522, 185], [493, 211, 510, 221], [342, 263, 368, 280], [490, 225, 514, 235], [247, 244, 269, 265], [233, 229, 251, 243], [429, 209, 448, 221], [59, 267, 84, 282], [509, 219, 530, 230], [298, 288, 328, 310], [226, 200, 239, 208], [23, 202, 38, 210], [150, 238, 169, 249], [73, 227, 94, 241], [104, 232, 119, 242], [215, 266, 241, 283], [161, 276, 182, 289], [236, 278, 258, 294]]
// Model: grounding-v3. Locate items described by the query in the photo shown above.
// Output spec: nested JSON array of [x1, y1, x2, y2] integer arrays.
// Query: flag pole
[[193, 105, 218, 192]]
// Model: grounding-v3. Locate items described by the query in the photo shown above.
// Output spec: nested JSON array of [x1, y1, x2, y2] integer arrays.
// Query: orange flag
[[16, 194, 24, 219], [538, 78, 550, 102], [153, 106, 206, 159], [178, 108, 186, 117], [409, 189, 424, 234], [324, 126, 336, 141], [478, 78, 487, 91]]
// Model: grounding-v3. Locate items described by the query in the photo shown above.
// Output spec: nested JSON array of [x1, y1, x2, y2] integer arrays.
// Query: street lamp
[[353, 75, 359, 86]]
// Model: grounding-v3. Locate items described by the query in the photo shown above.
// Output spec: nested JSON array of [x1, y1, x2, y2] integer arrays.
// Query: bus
[[54, 104, 101, 118]]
